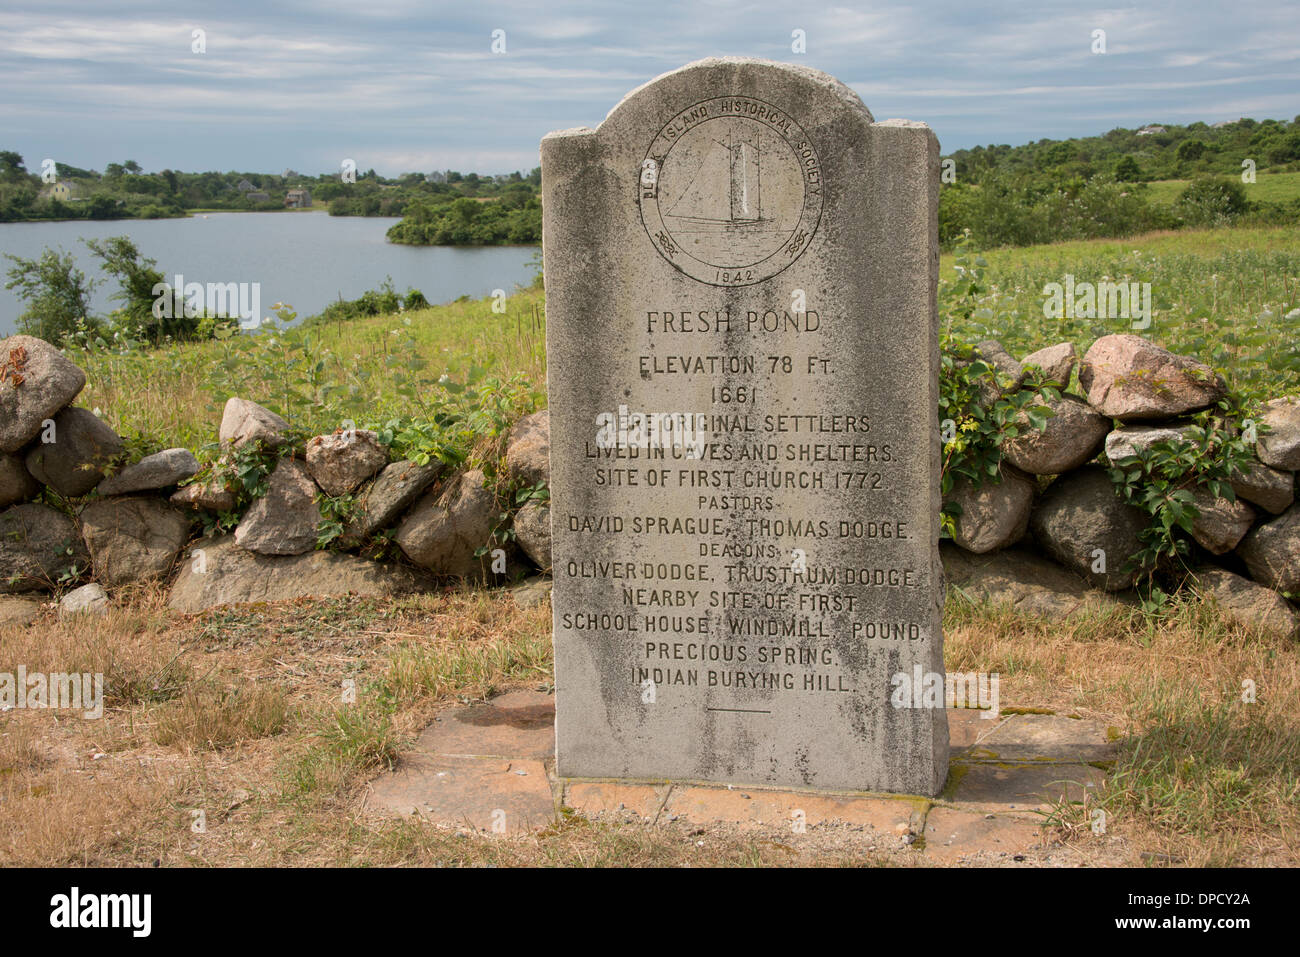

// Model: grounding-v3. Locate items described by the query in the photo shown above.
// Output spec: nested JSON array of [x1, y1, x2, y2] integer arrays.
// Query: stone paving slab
[[564, 782, 668, 821], [368, 754, 554, 835], [975, 713, 1119, 763], [367, 695, 1117, 859], [410, 689, 555, 760], [661, 785, 917, 834], [946, 761, 1106, 811], [948, 707, 1004, 751]]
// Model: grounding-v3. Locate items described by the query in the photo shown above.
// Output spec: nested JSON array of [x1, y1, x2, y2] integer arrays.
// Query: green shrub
[[1177, 177, 1249, 227], [307, 278, 424, 325], [937, 232, 1058, 534], [387, 195, 542, 246], [3, 246, 100, 341], [1106, 403, 1258, 609], [1115, 156, 1142, 182]]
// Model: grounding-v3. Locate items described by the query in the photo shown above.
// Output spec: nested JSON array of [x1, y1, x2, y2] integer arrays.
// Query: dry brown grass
[[0, 586, 560, 866], [0, 582, 189, 707], [152, 682, 291, 752], [946, 593, 1300, 866], [0, 716, 49, 775], [0, 710, 178, 866], [1, 583, 1295, 867], [381, 591, 553, 705]]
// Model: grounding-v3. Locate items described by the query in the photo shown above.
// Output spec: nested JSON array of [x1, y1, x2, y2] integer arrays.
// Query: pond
[[0, 211, 539, 335]]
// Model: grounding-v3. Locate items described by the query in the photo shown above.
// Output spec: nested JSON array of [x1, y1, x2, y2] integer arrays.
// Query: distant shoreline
[[0, 206, 327, 225], [0, 211, 542, 248]]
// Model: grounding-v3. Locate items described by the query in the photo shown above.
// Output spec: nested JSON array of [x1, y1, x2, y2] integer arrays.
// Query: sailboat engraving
[[667, 132, 766, 227]]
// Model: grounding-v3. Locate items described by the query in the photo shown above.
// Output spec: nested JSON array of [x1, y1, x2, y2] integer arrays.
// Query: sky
[[1, 0, 1297, 178]]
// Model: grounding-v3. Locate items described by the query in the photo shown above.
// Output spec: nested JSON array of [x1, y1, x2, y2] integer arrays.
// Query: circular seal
[[639, 96, 823, 287]]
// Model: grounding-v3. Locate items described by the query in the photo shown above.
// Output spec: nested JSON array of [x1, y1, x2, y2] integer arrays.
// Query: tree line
[[939, 115, 1300, 247], [0, 151, 542, 225]]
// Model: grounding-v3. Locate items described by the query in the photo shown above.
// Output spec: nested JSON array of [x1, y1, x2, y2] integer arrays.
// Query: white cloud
[[0, 0, 1295, 171]]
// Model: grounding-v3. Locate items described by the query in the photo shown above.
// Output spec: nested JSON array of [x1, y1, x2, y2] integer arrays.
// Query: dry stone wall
[[943, 333, 1299, 640], [1, 330, 1296, 639], [0, 334, 550, 615]]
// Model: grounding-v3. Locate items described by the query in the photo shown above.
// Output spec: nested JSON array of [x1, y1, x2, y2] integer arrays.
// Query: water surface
[[0, 211, 538, 334]]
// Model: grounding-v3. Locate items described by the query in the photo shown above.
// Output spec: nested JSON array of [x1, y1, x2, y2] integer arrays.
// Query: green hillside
[[939, 115, 1300, 248]]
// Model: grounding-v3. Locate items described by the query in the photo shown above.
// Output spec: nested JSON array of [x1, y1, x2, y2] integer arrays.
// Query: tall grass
[[152, 682, 291, 751], [943, 226, 1300, 402], [65, 288, 547, 454]]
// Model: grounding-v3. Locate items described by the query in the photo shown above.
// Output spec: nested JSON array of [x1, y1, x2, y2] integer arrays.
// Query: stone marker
[[543, 58, 947, 795]]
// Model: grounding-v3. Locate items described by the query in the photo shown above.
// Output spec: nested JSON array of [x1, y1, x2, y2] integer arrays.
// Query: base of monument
[[366, 688, 1115, 864]]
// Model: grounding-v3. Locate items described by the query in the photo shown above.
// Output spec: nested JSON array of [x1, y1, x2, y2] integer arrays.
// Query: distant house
[[245, 190, 270, 202], [41, 180, 78, 201], [1211, 119, 1240, 129], [284, 188, 312, 208], [236, 179, 255, 193], [1136, 125, 1167, 136]]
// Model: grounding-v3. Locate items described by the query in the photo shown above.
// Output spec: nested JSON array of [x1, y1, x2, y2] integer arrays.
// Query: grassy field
[[945, 225, 1300, 403], [1, 587, 1295, 867], [1144, 170, 1300, 206]]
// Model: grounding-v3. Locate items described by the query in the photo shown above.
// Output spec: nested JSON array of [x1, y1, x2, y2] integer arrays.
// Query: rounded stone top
[[543, 56, 874, 144]]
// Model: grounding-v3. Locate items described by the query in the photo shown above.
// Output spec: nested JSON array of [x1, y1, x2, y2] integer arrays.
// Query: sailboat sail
[[668, 131, 765, 225], [668, 143, 732, 222]]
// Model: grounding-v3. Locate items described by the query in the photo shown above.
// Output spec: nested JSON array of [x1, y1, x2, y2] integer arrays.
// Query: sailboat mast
[[728, 131, 738, 222], [740, 138, 748, 219]]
